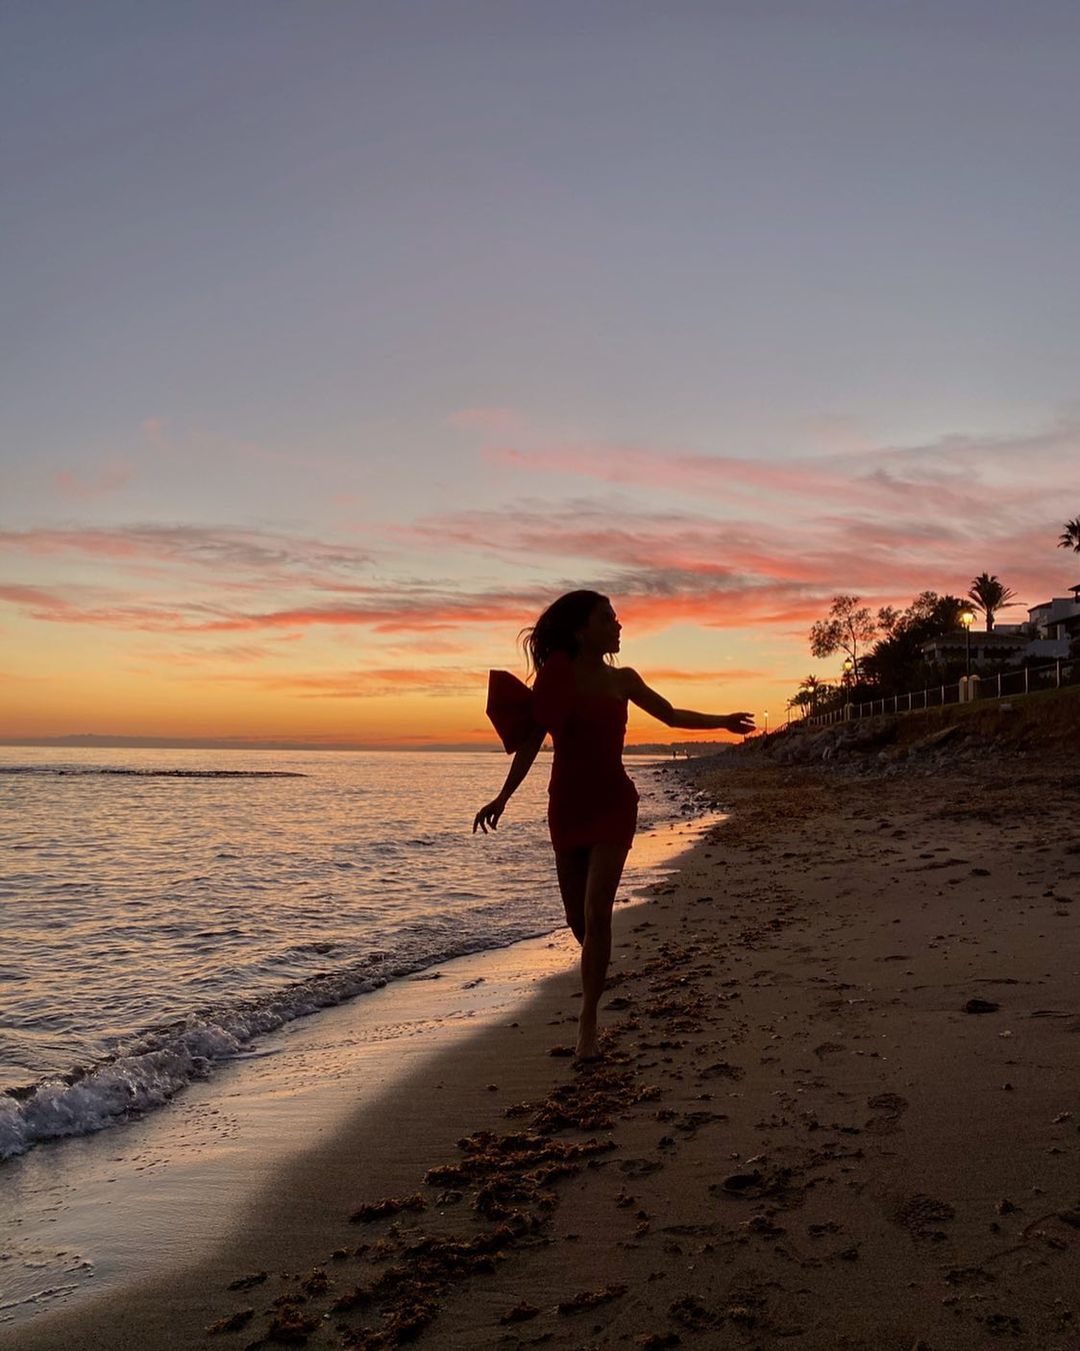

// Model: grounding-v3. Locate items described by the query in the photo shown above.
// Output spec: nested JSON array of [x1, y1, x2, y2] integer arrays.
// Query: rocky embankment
[[677, 682, 1080, 787], [764, 716, 966, 774]]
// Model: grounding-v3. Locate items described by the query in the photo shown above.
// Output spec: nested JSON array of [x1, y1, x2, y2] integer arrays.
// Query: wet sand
[[6, 751, 1080, 1350]]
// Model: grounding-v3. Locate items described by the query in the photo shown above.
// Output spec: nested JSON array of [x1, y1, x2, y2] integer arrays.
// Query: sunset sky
[[3, 2, 1080, 747]]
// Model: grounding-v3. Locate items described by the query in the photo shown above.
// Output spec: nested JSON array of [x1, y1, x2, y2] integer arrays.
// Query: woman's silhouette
[[474, 591, 754, 1060]]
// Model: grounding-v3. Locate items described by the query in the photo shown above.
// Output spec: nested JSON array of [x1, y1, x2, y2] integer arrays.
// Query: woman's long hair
[[520, 590, 609, 676]]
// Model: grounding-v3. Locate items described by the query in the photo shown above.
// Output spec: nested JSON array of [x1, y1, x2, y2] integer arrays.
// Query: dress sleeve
[[486, 670, 539, 754], [531, 651, 574, 736]]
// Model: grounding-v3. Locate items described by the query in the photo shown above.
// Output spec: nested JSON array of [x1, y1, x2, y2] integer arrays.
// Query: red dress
[[487, 653, 638, 851]]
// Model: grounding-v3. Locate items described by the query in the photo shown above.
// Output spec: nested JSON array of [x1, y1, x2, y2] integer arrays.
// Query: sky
[[3, 1, 1080, 747]]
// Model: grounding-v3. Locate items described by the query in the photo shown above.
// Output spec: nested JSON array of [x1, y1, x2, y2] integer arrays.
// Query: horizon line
[[0, 734, 736, 754]]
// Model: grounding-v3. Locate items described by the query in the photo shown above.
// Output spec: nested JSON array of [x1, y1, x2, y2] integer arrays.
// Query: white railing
[[801, 658, 1076, 727]]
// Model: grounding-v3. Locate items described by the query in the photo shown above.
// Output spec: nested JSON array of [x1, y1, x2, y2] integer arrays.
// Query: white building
[[1025, 584, 1080, 658], [922, 583, 1080, 666]]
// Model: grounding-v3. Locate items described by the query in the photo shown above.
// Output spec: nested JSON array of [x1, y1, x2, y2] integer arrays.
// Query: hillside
[[713, 681, 1080, 777]]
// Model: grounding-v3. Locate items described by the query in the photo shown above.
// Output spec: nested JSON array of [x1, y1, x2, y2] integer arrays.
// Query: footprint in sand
[[893, 1193, 955, 1237], [619, 1157, 664, 1177], [698, 1060, 745, 1081], [864, 1092, 909, 1134]]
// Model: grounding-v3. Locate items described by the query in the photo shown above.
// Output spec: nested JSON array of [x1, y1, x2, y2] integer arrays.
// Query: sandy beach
[[6, 694, 1080, 1351]]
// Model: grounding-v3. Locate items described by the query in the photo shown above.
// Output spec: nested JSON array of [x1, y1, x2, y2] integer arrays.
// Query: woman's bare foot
[[575, 1015, 600, 1061]]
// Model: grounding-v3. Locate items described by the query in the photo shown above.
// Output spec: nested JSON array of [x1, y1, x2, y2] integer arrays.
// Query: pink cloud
[[4, 504, 1072, 646], [474, 413, 1080, 527], [187, 593, 542, 635], [486, 443, 853, 503], [0, 568, 828, 640], [400, 480, 1079, 617], [139, 418, 167, 445], [0, 583, 198, 632], [447, 407, 522, 437], [5, 411, 1078, 661], [52, 459, 135, 501]]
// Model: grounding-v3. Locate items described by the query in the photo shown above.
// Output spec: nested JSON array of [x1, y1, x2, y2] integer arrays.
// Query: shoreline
[[0, 749, 694, 1142], [6, 752, 1080, 1349], [0, 808, 713, 1339]]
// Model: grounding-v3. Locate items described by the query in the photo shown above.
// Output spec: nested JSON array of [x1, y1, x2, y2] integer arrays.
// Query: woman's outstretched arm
[[623, 669, 755, 735], [473, 725, 547, 833]]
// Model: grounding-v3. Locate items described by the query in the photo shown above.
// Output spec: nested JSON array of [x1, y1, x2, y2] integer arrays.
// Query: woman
[[474, 591, 754, 1060]]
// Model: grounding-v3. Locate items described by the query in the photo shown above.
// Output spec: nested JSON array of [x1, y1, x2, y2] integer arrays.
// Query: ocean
[[0, 746, 705, 1162]]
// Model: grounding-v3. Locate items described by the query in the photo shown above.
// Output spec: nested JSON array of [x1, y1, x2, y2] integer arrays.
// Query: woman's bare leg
[[554, 847, 590, 943], [576, 843, 630, 1060]]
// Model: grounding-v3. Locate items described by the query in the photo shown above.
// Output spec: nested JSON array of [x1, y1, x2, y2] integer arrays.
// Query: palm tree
[[800, 674, 823, 711], [967, 572, 1017, 633], [1059, 517, 1080, 553], [792, 674, 832, 715]]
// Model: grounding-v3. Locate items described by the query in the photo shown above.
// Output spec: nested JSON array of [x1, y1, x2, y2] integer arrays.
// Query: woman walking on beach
[[474, 591, 754, 1060]]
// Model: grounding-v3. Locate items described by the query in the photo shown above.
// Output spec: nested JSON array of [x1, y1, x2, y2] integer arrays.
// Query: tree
[[967, 573, 1017, 633], [1059, 517, 1080, 553], [793, 674, 832, 712], [791, 675, 836, 717], [876, 605, 902, 637], [901, 591, 967, 635], [808, 595, 878, 673], [859, 592, 967, 692]]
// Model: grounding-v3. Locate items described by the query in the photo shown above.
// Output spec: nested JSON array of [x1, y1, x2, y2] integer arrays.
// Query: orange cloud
[[639, 667, 766, 683], [0, 583, 197, 631], [5, 413, 1078, 683], [0, 570, 827, 641], [185, 666, 488, 699]]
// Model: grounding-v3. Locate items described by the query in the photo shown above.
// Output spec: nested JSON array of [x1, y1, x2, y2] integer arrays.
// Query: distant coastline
[[0, 734, 734, 755], [0, 735, 493, 753]]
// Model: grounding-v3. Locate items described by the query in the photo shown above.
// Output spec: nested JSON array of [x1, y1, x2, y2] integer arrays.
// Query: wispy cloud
[[0, 569, 821, 639], [399, 500, 952, 594], [476, 413, 1080, 524], [3, 504, 1072, 642], [0, 524, 375, 585], [4, 414, 1078, 660], [448, 407, 523, 437], [405, 412, 1080, 611], [637, 667, 765, 683], [133, 640, 297, 668], [190, 666, 488, 699], [0, 583, 200, 631], [52, 458, 135, 501]]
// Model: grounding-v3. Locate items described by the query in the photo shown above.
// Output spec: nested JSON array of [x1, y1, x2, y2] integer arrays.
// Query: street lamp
[[842, 657, 854, 686], [960, 609, 975, 677]]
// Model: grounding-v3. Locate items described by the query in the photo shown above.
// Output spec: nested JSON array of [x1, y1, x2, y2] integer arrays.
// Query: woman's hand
[[473, 794, 509, 834], [725, 712, 756, 735]]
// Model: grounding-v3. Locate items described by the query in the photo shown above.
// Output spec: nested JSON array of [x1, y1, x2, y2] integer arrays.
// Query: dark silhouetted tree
[[876, 605, 902, 637], [967, 573, 1017, 633], [1059, 517, 1080, 553], [792, 674, 832, 713], [808, 595, 878, 674], [859, 592, 967, 693]]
